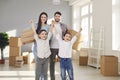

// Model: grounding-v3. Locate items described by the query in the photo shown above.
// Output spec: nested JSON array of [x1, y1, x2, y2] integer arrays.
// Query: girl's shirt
[[56, 34, 77, 58], [34, 32, 52, 58], [33, 24, 50, 48]]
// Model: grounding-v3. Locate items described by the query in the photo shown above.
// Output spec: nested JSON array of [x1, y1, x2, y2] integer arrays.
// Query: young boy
[[30, 20, 53, 80], [53, 22, 82, 80]]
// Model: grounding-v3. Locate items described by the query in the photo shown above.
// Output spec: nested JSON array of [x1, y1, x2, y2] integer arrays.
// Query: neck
[[55, 22, 60, 24], [42, 23, 46, 26]]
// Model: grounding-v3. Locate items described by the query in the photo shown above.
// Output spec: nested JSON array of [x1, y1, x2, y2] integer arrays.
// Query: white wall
[[0, 0, 72, 34], [93, 0, 113, 55], [0, 0, 72, 52]]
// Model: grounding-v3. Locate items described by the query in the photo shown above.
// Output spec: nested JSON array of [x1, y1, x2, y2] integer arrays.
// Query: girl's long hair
[[36, 12, 48, 34]]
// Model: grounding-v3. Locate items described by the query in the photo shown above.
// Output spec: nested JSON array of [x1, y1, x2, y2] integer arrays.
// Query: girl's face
[[63, 34, 72, 42], [41, 14, 47, 24], [38, 31, 48, 40]]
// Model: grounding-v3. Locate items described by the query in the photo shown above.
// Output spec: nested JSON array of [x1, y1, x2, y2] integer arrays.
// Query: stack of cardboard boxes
[[9, 37, 23, 67], [21, 28, 35, 44], [101, 55, 118, 76], [15, 56, 24, 67]]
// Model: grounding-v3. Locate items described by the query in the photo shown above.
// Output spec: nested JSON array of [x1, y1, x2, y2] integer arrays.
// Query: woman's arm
[[29, 20, 38, 41], [29, 20, 36, 34]]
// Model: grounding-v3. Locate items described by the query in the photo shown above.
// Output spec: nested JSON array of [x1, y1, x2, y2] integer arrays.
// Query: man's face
[[54, 14, 61, 22]]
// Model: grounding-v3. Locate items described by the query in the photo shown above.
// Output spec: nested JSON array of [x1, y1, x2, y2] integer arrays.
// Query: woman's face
[[41, 14, 47, 23]]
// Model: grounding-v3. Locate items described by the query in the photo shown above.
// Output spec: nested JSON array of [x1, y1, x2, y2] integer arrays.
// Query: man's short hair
[[54, 11, 62, 16]]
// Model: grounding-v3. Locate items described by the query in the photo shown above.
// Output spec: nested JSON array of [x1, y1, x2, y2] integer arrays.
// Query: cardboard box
[[21, 36, 35, 44], [68, 29, 83, 51], [15, 61, 24, 67], [21, 29, 34, 38], [118, 62, 120, 73], [21, 28, 35, 44], [79, 56, 88, 66], [72, 42, 82, 51], [9, 37, 22, 47], [16, 56, 23, 61], [80, 48, 88, 56], [9, 47, 21, 56], [9, 56, 16, 66], [23, 52, 30, 64], [101, 55, 118, 76]]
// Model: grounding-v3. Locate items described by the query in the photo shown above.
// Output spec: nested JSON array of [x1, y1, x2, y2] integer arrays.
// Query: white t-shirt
[[56, 34, 77, 58], [50, 23, 62, 48], [34, 32, 52, 58]]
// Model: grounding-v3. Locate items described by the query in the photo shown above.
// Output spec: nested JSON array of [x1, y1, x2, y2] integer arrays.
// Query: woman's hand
[[29, 20, 36, 34]]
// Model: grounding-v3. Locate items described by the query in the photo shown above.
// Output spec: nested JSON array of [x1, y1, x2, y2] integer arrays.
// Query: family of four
[[30, 11, 82, 80]]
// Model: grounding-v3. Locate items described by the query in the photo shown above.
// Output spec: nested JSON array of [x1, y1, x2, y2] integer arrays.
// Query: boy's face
[[38, 31, 48, 40], [63, 33, 72, 42]]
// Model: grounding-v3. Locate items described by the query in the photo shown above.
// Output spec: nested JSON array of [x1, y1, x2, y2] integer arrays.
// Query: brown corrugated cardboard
[[16, 56, 23, 61], [68, 29, 83, 51], [21, 36, 35, 44], [9, 56, 16, 66], [101, 55, 118, 76], [15, 61, 24, 67], [22, 29, 34, 38], [21, 28, 35, 44], [79, 56, 88, 66], [23, 52, 30, 64], [9, 37, 22, 47], [9, 47, 21, 56]]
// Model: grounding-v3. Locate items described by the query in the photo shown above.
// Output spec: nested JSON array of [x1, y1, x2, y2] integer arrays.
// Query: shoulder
[[60, 22, 68, 28], [60, 22, 67, 26]]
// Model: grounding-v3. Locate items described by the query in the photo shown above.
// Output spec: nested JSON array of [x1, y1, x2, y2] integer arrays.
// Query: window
[[80, 3, 93, 48], [112, 0, 120, 50]]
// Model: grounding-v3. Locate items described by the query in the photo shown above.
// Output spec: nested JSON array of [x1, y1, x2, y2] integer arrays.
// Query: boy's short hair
[[63, 31, 72, 37], [38, 29, 48, 35], [54, 11, 62, 16]]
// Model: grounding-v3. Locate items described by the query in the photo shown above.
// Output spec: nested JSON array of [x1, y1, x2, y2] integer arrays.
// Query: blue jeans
[[60, 58, 74, 80]]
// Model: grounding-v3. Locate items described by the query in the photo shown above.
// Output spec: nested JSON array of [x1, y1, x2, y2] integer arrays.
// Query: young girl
[[53, 22, 82, 80], [33, 12, 50, 62], [30, 20, 53, 80]]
